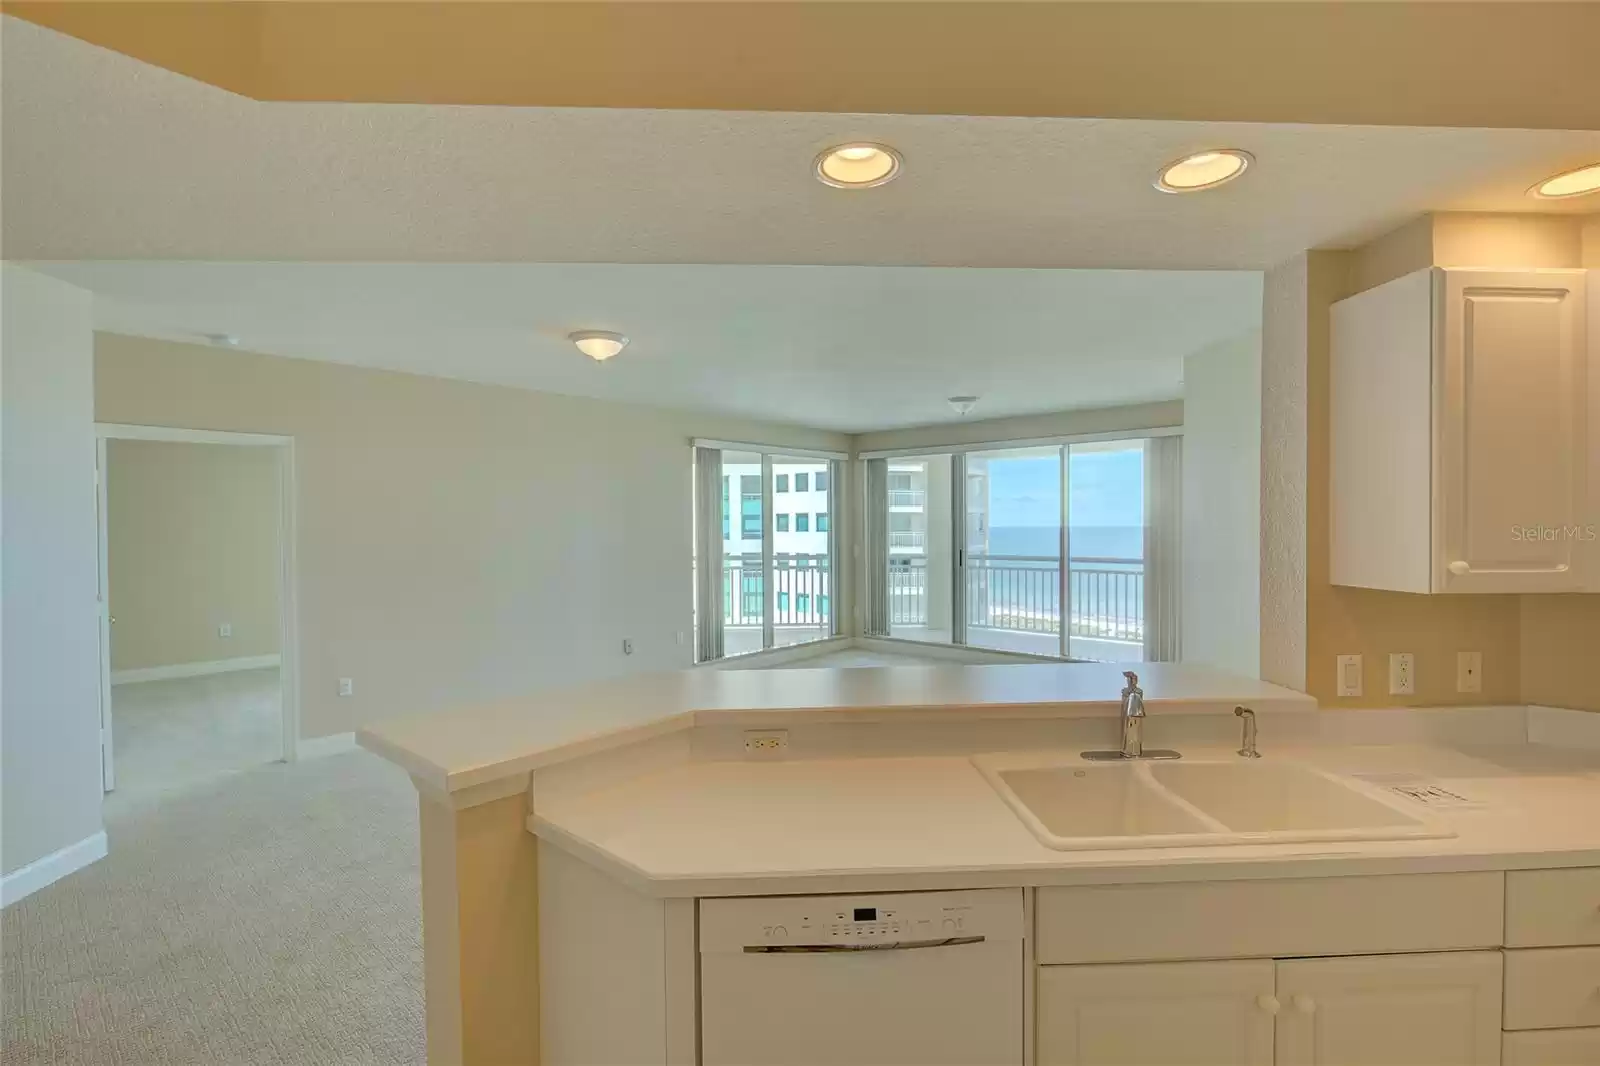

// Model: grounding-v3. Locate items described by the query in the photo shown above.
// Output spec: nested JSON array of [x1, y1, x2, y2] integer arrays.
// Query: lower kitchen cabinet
[[1038, 952, 1503, 1066], [1274, 952, 1503, 1066], [1502, 1028, 1600, 1066], [1037, 959, 1276, 1065]]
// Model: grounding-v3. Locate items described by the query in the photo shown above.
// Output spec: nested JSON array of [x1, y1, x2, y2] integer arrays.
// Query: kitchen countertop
[[531, 741, 1600, 897], [357, 661, 1315, 793]]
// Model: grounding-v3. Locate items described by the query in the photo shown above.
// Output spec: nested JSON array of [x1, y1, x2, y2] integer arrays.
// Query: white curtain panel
[[694, 447, 725, 662], [1143, 436, 1184, 663], [862, 458, 890, 636]]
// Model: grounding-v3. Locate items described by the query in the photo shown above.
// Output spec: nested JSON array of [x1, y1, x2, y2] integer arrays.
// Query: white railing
[[888, 530, 926, 551], [722, 554, 831, 627], [885, 555, 1144, 643], [888, 489, 926, 508]]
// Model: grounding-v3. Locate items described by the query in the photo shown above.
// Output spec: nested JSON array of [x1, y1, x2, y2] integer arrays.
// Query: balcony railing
[[722, 554, 831, 627], [886, 554, 1144, 642], [888, 530, 926, 551], [888, 489, 926, 508]]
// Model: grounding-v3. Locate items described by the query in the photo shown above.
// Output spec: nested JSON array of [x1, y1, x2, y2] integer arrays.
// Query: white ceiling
[[4, 16, 1598, 269], [39, 262, 1261, 432]]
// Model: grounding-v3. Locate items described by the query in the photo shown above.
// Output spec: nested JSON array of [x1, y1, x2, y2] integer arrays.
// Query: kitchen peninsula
[[359, 661, 1600, 1066]]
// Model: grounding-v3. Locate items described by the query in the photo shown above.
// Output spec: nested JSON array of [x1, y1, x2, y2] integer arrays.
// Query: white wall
[[1, 265, 104, 883], [1181, 331, 1263, 678], [95, 334, 850, 739]]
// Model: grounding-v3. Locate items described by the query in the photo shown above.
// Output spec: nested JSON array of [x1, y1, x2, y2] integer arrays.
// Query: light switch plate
[[1457, 651, 1482, 693], [1337, 655, 1362, 697], [337, 677, 354, 697], [1389, 652, 1416, 696], [218, 622, 232, 638]]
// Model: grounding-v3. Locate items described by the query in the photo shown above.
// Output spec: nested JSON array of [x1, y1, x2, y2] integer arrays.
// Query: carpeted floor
[[2, 750, 424, 1065], [105, 668, 284, 817]]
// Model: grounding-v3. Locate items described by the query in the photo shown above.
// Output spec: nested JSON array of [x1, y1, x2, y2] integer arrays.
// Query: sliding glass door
[[694, 443, 841, 662], [863, 433, 1179, 663]]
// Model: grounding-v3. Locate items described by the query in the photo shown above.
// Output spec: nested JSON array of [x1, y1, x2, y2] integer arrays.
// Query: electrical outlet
[[743, 730, 789, 756], [218, 622, 232, 638], [337, 677, 354, 697], [1336, 655, 1362, 697], [1457, 651, 1483, 693], [1389, 652, 1416, 696]]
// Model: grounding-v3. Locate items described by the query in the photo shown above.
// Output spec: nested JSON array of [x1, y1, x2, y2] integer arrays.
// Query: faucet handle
[[1122, 670, 1140, 693]]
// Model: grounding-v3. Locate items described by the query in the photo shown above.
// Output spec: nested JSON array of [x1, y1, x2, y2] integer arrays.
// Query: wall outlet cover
[[1389, 652, 1416, 696], [337, 677, 354, 697], [743, 730, 790, 756], [1457, 651, 1483, 693], [218, 623, 232, 638]]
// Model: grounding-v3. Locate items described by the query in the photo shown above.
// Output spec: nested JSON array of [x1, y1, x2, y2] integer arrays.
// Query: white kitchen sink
[[974, 754, 1453, 851]]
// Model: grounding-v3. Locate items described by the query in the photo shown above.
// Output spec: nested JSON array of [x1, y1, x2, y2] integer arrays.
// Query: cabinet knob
[[1256, 994, 1281, 1015], [1448, 561, 1470, 575], [1292, 995, 1317, 1015]]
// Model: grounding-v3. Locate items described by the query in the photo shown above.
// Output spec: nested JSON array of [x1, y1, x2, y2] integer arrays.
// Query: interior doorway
[[94, 425, 300, 806]]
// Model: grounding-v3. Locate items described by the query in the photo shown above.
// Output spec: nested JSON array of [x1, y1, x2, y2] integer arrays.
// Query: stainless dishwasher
[[699, 888, 1024, 1066]]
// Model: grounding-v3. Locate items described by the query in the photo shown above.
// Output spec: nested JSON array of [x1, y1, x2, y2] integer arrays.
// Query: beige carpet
[[2, 750, 424, 1065]]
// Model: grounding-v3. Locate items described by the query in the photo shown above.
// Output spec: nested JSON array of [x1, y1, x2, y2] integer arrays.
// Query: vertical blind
[[862, 458, 890, 637], [1142, 435, 1183, 663], [693, 446, 725, 663]]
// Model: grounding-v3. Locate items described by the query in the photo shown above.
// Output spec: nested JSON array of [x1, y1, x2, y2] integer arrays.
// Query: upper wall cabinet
[[1331, 267, 1594, 594]]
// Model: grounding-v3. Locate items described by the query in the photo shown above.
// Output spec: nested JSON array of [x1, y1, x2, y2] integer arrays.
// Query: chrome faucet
[[1235, 706, 1261, 758], [1082, 670, 1181, 761], [1119, 671, 1146, 757]]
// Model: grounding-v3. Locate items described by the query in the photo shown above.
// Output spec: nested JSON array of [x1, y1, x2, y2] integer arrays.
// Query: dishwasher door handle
[[742, 935, 985, 954]]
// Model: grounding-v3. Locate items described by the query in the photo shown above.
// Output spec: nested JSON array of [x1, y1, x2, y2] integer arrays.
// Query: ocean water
[[985, 525, 1143, 561]]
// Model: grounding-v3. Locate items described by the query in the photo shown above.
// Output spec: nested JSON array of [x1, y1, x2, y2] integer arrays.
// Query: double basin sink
[[973, 755, 1454, 851]]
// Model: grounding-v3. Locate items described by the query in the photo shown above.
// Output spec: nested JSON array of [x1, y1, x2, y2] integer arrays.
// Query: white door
[[1275, 951, 1502, 1066], [95, 435, 115, 792], [1036, 959, 1276, 1066], [1437, 269, 1589, 593]]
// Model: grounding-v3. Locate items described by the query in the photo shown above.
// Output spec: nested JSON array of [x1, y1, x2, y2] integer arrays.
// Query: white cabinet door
[[1437, 269, 1589, 593], [1275, 951, 1502, 1066], [1037, 959, 1275, 1066]]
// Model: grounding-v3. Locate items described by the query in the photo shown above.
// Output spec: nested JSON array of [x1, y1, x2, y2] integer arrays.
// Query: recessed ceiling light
[[815, 142, 902, 189], [1529, 161, 1600, 199], [569, 330, 628, 362], [1154, 149, 1253, 193]]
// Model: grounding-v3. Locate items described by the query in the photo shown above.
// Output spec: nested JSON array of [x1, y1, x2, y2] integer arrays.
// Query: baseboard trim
[[111, 654, 280, 685], [296, 731, 357, 760], [2, 830, 108, 907]]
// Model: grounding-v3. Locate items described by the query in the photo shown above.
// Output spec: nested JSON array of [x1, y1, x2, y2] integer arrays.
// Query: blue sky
[[987, 449, 1144, 528]]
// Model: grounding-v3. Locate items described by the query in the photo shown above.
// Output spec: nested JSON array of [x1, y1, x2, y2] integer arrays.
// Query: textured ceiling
[[4, 17, 1599, 269], [36, 262, 1261, 432]]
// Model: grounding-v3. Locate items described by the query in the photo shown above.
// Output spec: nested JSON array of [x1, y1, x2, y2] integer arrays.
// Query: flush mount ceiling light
[[569, 330, 628, 362], [948, 395, 979, 417], [1529, 162, 1600, 199], [1154, 148, 1253, 193], [815, 142, 903, 189]]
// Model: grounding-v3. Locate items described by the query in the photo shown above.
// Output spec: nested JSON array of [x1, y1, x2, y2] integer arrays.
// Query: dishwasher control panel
[[699, 888, 1024, 952]]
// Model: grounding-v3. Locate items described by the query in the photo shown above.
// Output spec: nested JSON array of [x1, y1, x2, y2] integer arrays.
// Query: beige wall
[[1287, 212, 1599, 710], [106, 439, 281, 672], [94, 333, 850, 739], [2, 266, 103, 878]]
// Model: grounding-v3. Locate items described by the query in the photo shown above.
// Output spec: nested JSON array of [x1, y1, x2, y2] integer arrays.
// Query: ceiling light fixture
[[569, 330, 628, 362], [1154, 148, 1253, 193], [948, 396, 979, 417], [815, 142, 903, 189], [1529, 161, 1600, 199]]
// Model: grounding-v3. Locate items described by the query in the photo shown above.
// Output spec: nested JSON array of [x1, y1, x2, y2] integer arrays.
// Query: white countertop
[[357, 661, 1314, 793], [531, 741, 1600, 897]]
